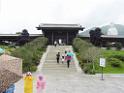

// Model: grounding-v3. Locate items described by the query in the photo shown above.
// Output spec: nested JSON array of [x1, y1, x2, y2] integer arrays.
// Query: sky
[[0, 0, 124, 34]]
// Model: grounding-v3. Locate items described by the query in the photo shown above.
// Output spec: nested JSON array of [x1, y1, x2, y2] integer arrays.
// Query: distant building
[[0, 34, 42, 44], [36, 23, 84, 44]]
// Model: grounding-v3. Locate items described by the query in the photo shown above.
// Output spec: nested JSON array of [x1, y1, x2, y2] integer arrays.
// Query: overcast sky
[[0, 0, 124, 34]]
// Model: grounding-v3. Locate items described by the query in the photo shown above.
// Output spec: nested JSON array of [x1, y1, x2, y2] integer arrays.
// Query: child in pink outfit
[[36, 75, 46, 93]]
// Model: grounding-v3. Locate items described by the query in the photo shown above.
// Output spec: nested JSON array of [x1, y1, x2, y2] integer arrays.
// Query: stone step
[[43, 64, 75, 66], [49, 46, 71, 49], [41, 71, 77, 75], [42, 68, 76, 72], [44, 63, 75, 66], [45, 60, 75, 62], [42, 67, 76, 70], [44, 61, 75, 64], [43, 64, 75, 68], [41, 70, 77, 74], [41, 45, 77, 74], [42, 68, 77, 73]]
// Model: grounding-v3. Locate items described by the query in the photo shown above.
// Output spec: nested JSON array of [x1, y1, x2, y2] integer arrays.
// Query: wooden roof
[[36, 23, 84, 31]]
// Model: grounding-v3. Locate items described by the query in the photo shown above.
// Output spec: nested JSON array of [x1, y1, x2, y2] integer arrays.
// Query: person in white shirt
[[54, 40, 57, 47], [59, 39, 62, 45]]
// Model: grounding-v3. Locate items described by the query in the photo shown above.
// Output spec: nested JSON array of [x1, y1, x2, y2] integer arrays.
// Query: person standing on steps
[[61, 54, 65, 64], [36, 75, 46, 93], [65, 50, 73, 68], [65, 50, 67, 54], [58, 38, 62, 46], [56, 52, 60, 64], [24, 72, 33, 93], [64, 49, 68, 57], [54, 40, 57, 47]]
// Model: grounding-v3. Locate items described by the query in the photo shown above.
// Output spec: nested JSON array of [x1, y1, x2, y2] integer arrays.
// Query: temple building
[[36, 23, 84, 44]]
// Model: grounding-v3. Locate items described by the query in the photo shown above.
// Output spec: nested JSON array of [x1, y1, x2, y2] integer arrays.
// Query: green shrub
[[110, 55, 124, 61], [106, 46, 111, 50], [106, 42, 112, 50], [114, 42, 122, 50], [73, 38, 101, 74], [83, 63, 95, 74], [108, 58, 122, 67], [11, 37, 48, 72], [29, 66, 37, 72]]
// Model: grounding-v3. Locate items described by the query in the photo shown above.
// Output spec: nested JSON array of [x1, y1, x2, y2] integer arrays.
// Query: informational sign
[[100, 58, 106, 67]]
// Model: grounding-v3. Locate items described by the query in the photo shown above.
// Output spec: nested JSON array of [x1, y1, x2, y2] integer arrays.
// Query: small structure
[[0, 54, 22, 93], [36, 23, 84, 44]]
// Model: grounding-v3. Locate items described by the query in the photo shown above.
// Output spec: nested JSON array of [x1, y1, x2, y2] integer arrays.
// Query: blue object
[[4, 84, 15, 93], [0, 48, 4, 54], [67, 52, 73, 56]]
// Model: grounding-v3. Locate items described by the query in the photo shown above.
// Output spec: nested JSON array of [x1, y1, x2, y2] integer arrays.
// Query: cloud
[[0, 0, 124, 34]]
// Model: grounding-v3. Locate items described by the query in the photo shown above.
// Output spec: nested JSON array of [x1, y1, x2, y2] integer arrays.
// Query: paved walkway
[[15, 46, 124, 93]]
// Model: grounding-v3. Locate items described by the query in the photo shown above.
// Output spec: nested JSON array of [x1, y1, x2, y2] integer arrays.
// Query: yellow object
[[24, 76, 33, 93]]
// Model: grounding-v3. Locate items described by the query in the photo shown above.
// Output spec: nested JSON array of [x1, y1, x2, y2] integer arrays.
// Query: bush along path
[[73, 38, 124, 74], [73, 38, 101, 74], [11, 37, 48, 72]]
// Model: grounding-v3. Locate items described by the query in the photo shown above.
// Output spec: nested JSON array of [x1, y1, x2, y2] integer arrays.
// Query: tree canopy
[[16, 29, 30, 45], [89, 27, 103, 46]]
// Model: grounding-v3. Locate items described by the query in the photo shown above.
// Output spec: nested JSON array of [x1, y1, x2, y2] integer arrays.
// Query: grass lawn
[[95, 49, 124, 74]]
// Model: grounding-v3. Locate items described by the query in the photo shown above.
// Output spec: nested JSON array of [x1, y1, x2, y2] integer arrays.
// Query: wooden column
[[67, 31, 68, 44]]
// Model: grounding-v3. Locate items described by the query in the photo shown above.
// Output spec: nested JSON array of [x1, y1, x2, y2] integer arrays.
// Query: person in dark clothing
[[66, 55, 72, 68], [65, 50, 73, 68], [65, 50, 67, 54], [56, 52, 60, 64]]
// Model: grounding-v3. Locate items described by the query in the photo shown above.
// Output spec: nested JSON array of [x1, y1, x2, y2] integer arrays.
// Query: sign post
[[100, 58, 106, 80]]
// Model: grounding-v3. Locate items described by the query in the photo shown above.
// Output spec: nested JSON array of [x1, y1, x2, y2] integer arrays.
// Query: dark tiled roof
[[79, 35, 124, 38], [0, 34, 42, 37]]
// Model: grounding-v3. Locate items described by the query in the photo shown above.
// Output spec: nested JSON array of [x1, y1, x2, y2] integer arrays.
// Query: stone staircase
[[41, 46, 77, 74]]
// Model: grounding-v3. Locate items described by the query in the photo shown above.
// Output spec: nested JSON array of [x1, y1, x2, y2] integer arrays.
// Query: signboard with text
[[100, 58, 106, 67]]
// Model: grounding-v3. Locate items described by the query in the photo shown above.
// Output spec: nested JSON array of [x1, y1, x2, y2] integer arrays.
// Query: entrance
[[36, 23, 84, 45], [54, 31, 67, 45]]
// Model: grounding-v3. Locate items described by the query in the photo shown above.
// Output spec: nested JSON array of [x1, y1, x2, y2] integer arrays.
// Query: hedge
[[73, 38, 101, 74], [11, 37, 48, 72]]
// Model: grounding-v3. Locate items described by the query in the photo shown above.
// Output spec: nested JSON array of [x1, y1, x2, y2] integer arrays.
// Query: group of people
[[24, 72, 46, 93], [3, 72, 46, 93], [54, 39, 65, 47], [56, 50, 73, 68]]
